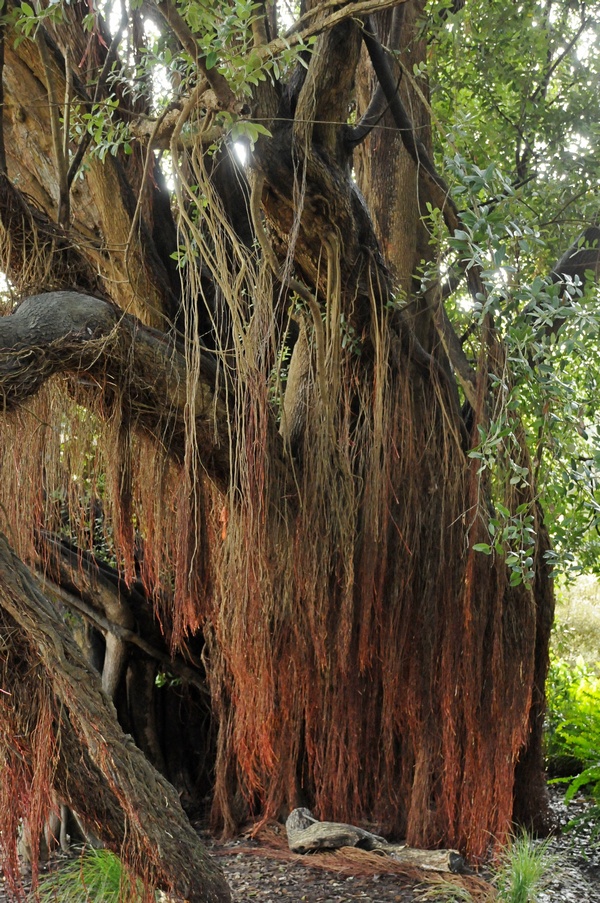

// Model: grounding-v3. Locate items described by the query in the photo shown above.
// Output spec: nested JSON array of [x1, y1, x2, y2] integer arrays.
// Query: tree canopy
[[0, 0, 599, 899]]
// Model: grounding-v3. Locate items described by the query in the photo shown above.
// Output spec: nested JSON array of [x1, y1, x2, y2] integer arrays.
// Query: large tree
[[0, 0, 599, 897]]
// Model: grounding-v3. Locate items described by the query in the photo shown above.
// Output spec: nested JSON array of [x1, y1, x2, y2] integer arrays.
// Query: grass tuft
[[416, 831, 557, 903], [494, 831, 557, 903], [32, 847, 147, 903]]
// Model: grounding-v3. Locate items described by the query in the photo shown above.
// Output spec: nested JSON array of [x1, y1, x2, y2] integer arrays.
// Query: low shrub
[[545, 655, 600, 777], [545, 653, 600, 839]]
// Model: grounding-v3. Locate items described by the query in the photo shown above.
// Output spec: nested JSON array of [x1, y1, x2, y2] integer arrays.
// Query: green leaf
[[473, 543, 492, 554]]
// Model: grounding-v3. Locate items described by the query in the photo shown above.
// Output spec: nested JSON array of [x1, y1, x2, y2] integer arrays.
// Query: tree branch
[[0, 291, 231, 487], [36, 26, 70, 225], [0, 532, 231, 903], [345, 3, 405, 148], [156, 0, 240, 112], [33, 570, 210, 696]]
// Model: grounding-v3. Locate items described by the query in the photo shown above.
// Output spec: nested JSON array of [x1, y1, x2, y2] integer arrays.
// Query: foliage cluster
[[545, 648, 600, 836], [428, 1, 600, 579], [546, 580, 600, 823], [545, 654, 600, 774]]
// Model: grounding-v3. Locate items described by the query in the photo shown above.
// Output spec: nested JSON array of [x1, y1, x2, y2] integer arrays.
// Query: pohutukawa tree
[[0, 0, 599, 898]]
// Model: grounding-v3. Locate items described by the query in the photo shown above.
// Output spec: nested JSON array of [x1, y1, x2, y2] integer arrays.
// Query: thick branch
[[0, 532, 231, 903], [156, 0, 240, 112], [345, 4, 405, 147], [551, 224, 600, 286], [526, 225, 600, 341], [361, 16, 459, 228], [251, 0, 406, 65], [34, 572, 209, 696], [0, 291, 231, 487], [36, 27, 70, 225]]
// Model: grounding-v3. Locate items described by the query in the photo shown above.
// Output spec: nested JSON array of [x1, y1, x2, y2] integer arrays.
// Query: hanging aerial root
[[0, 533, 232, 903]]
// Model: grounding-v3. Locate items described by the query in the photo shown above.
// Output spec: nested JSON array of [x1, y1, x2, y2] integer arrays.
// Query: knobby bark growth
[[0, 0, 594, 892]]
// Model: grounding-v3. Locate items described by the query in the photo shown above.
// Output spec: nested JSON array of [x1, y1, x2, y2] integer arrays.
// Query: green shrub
[[416, 832, 556, 902], [545, 653, 600, 839], [545, 655, 600, 777]]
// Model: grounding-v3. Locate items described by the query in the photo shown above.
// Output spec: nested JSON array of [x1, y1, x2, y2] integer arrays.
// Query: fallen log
[[285, 808, 470, 874]]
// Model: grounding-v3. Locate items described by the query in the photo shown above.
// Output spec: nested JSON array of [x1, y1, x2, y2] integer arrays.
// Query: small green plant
[[416, 832, 556, 902], [545, 655, 600, 775], [33, 848, 147, 903], [545, 628, 600, 842], [494, 832, 556, 903]]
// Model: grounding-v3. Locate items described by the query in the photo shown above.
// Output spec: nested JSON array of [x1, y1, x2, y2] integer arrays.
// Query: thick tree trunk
[[0, 532, 231, 903], [0, 0, 564, 871]]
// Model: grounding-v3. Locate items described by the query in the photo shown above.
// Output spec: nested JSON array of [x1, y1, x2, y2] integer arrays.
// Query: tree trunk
[[0, 0, 564, 875], [0, 532, 231, 903]]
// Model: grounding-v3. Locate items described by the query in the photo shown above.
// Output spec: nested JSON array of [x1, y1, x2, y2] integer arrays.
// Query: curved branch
[[0, 291, 231, 487], [34, 571, 209, 696], [551, 224, 600, 286], [525, 225, 600, 342], [361, 16, 454, 215], [0, 532, 231, 903], [345, 4, 406, 148]]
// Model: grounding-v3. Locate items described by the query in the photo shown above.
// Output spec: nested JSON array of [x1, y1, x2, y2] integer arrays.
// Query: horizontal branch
[[253, 0, 406, 65], [130, 100, 224, 150], [0, 291, 232, 488]]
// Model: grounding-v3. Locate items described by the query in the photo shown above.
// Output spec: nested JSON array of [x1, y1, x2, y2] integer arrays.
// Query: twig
[[67, 0, 128, 189]]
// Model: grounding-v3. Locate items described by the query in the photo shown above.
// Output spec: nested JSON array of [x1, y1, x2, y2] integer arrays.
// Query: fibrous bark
[[0, 532, 231, 903]]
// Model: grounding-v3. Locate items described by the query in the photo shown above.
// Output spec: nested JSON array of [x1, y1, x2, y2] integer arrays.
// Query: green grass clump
[[494, 832, 556, 903], [32, 848, 147, 903], [416, 832, 556, 902]]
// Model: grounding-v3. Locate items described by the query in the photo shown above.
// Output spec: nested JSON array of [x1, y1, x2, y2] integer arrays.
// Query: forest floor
[[210, 787, 600, 903], [202, 788, 599, 903], [1, 789, 599, 902]]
